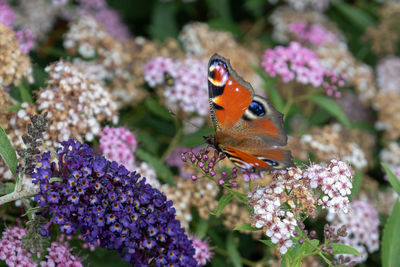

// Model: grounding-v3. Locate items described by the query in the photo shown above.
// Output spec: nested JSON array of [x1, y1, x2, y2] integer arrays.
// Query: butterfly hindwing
[[223, 146, 293, 171]]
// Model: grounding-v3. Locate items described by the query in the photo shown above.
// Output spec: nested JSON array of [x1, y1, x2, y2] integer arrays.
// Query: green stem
[[318, 251, 332, 266], [161, 118, 182, 162], [214, 247, 257, 267]]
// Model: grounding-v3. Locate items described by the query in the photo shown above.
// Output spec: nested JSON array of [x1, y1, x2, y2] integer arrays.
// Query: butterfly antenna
[[168, 110, 201, 130]]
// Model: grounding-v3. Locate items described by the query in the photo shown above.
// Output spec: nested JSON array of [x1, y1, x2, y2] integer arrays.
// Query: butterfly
[[205, 53, 294, 172]]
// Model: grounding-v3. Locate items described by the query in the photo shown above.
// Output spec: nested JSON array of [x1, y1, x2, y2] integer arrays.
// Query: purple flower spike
[[30, 139, 197, 266]]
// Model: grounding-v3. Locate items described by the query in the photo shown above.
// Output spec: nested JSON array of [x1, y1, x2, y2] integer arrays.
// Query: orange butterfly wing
[[208, 54, 293, 171]]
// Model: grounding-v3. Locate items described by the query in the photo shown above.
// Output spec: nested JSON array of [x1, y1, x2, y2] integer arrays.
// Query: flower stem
[[161, 117, 182, 162]]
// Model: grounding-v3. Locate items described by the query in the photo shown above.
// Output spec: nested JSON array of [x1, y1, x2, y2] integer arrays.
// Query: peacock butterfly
[[205, 53, 294, 172]]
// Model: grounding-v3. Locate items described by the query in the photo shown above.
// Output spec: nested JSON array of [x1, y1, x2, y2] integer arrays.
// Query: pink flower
[[0, 227, 36, 266], [303, 159, 353, 213], [40, 242, 83, 267], [75, 0, 131, 41], [327, 200, 380, 263], [0, 0, 15, 27], [98, 126, 137, 171], [15, 29, 36, 54], [289, 22, 337, 46], [144, 57, 209, 117], [262, 42, 346, 97], [189, 236, 213, 266]]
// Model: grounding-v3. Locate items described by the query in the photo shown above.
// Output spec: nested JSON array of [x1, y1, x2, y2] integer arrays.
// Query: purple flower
[[31, 139, 197, 266]]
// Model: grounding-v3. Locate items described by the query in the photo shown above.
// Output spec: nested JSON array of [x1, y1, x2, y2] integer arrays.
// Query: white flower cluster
[[376, 56, 400, 93], [304, 159, 353, 213], [248, 168, 305, 254], [380, 141, 400, 170], [144, 57, 209, 117], [327, 200, 380, 263], [37, 61, 118, 145]]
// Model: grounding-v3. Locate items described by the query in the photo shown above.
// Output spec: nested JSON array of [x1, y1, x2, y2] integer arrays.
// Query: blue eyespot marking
[[249, 101, 265, 117], [264, 159, 278, 166]]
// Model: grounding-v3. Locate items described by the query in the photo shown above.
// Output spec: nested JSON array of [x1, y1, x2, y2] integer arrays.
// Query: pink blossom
[[289, 22, 337, 46], [0, 0, 15, 27], [189, 236, 213, 266], [262, 42, 346, 97], [98, 126, 137, 172], [327, 200, 380, 263], [15, 29, 36, 54], [144, 57, 209, 117], [303, 159, 353, 213], [76, 0, 131, 41], [0, 227, 36, 266], [40, 242, 83, 267]]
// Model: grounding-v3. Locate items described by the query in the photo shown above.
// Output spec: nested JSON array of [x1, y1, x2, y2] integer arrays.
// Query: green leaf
[[244, 0, 265, 17], [0, 182, 15, 195], [303, 239, 319, 254], [211, 193, 233, 216], [18, 83, 32, 103], [309, 95, 351, 127], [5, 103, 22, 112], [382, 164, 400, 197], [233, 223, 259, 232], [0, 125, 18, 180], [135, 131, 159, 154], [259, 239, 275, 248], [135, 148, 173, 184], [350, 169, 363, 200], [230, 190, 247, 203], [330, 243, 362, 256], [253, 66, 284, 111], [179, 127, 214, 147], [331, 2, 374, 31], [144, 98, 173, 121], [149, 2, 178, 40], [196, 218, 208, 239], [226, 233, 242, 267], [382, 200, 400, 267], [206, 0, 232, 21]]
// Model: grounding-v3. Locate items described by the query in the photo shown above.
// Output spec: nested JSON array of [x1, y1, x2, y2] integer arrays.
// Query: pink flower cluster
[[98, 126, 137, 172], [76, 0, 131, 41], [0, 227, 36, 266], [289, 22, 337, 46], [304, 159, 353, 213], [262, 42, 346, 97], [0, 0, 36, 54], [0, 0, 15, 27], [327, 200, 380, 263], [189, 236, 213, 266], [40, 242, 83, 267], [0, 227, 83, 267], [15, 29, 35, 54], [144, 57, 209, 117]]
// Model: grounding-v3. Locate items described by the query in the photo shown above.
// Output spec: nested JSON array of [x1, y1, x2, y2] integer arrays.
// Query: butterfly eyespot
[[263, 159, 278, 166], [208, 60, 229, 86], [249, 101, 265, 117]]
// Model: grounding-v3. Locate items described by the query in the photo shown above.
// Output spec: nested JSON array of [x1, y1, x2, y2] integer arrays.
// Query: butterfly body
[[206, 54, 293, 172]]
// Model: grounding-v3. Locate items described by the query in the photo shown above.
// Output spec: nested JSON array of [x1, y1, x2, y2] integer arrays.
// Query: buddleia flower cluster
[[30, 139, 197, 266]]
